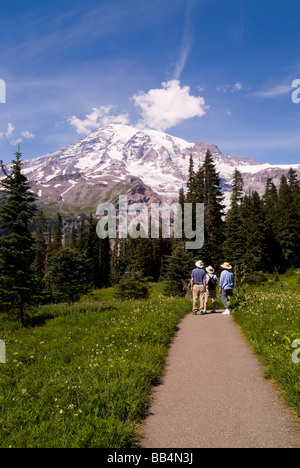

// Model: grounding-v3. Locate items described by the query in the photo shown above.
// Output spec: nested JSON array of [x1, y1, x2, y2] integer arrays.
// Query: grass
[[0, 284, 192, 448], [1, 275, 299, 447], [233, 271, 300, 419]]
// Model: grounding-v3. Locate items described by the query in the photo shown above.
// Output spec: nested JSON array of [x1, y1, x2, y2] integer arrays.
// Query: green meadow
[[0, 275, 299, 448], [0, 285, 191, 448], [233, 271, 300, 419]]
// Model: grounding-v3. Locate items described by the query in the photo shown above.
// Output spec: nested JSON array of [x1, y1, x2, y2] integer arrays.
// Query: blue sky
[[0, 0, 299, 164]]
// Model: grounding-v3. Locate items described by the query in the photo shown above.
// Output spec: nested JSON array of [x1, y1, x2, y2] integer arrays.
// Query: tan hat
[[221, 262, 232, 270], [195, 260, 204, 268], [206, 266, 215, 274]]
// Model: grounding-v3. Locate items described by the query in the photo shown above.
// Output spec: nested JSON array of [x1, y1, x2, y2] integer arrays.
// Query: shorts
[[205, 289, 217, 300]]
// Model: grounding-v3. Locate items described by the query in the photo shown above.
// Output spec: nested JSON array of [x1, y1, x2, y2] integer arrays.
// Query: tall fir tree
[[44, 226, 53, 290], [162, 241, 194, 297], [0, 150, 37, 323], [49, 248, 90, 303], [199, 150, 225, 267], [262, 178, 282, 271], [85, 214, 111, 288], [186, 154, 196, 203], [240, 192, 268, 272], [223, 169, 245, 266], [70, 225, 77, 250], [33, 209, 47, 280], [77, 218, 87, 254], [52, 213, 63, 253], [275, 174, 300, 268]]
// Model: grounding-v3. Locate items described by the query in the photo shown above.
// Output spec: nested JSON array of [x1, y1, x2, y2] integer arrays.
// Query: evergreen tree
[[99, 235, 111, 287], [186, 159, 204, 233], [110, 235, 127, 285], [114, 270, 150, 300], [70, 225, 77, 250], [194, 164, 205, 204], [275, 174, 300, 268], [52, 213, 63, 253], [85, 214, 111, 288], [77, 218, 87, 254], [0, 150, 37, 323], [50, 248, 90, 303], [240, 192, 268, 272], [199, 150, 225, 267], [162, 241, 194, 297], [178, 187, 185, 237], [186, 154, 196, 203], [223, 170, 245, 266], [231, 169, 244, 205], [34, 209, 47, 280], [262, 178, 282, 271], [44, 226, 53, 290]]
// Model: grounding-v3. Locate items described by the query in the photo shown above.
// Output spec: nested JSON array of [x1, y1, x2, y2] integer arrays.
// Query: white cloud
[[132, 80, 206, 131], [69, 105, 130, 135]]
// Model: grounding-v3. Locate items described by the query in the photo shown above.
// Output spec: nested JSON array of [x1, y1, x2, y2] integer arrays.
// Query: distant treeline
[[0, 150, 299, 324]]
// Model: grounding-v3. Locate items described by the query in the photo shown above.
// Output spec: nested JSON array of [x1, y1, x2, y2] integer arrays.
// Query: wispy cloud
[[173, 0, 194, 80], [217, 82, 247, 93], [0, 123, 35, 146], [252, 84, 292, 98]]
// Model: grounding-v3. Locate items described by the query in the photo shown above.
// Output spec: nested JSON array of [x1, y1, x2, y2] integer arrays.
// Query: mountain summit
[[19, 124, 300, 215]]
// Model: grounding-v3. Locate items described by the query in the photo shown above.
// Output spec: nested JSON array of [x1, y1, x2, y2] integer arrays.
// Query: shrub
[[114, 271, 150, 300]]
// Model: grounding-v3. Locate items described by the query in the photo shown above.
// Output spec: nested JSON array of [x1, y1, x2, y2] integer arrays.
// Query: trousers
[[192, 285, 206, 313], [221, 289, 233, 309]]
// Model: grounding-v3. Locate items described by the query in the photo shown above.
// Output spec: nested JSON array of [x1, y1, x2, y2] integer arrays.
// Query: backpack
[[207, 274, 217, 291]]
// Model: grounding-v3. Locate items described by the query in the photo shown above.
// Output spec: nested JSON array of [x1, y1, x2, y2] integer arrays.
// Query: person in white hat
[[204, 266, 218, 314], [191, 261, 206, 315], [220, 262, 234, 315]]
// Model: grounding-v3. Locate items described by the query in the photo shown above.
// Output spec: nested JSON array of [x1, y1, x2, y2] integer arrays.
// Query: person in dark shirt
[[191, 260, 206, 315]]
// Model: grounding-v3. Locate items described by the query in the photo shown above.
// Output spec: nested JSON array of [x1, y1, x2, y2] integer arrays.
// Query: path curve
[[140, 313, 299, 448]]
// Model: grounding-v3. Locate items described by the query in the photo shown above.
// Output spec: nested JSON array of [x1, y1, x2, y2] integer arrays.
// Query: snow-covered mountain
[[17, 124, 300, 215]]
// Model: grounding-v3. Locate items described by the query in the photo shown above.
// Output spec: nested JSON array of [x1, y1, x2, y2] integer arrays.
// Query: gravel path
[[140, 312, 300, 448]]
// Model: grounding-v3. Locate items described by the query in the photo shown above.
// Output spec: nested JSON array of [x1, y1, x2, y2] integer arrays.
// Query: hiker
[[191, 260, 206, 315], [204, 266, 218, 314], [219, 262, 235, 315]]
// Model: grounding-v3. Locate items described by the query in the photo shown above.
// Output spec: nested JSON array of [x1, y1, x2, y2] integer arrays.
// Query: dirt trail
[[140, 313, 299, 448]]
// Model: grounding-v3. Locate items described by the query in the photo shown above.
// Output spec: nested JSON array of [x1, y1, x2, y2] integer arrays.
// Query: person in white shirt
[[203, 266, 218, 314]]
